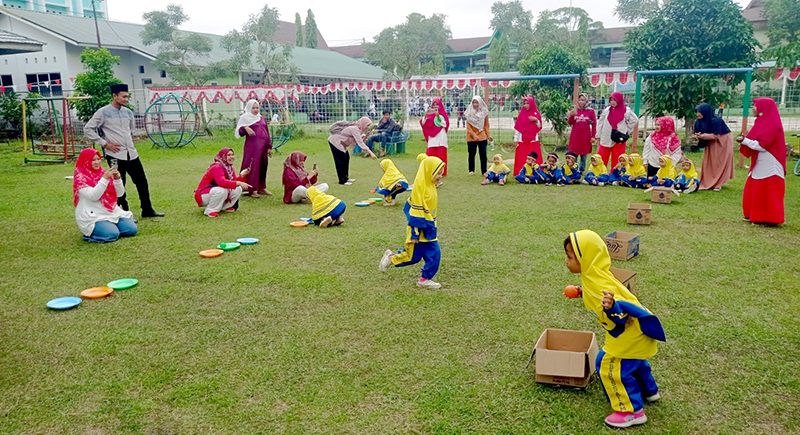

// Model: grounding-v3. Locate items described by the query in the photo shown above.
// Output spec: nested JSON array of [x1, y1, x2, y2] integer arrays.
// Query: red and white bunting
[[775, 67, 800, 81], [588, 72, 637, 88]]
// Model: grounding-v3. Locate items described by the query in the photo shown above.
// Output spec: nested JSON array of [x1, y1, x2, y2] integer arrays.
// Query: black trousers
[[329, 142, 350, 184], [647, 164, 659, 177], [467, 140, 488, 174], [106, 156, 154, 214]]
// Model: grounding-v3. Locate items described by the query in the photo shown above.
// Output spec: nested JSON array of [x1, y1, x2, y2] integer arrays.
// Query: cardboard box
[[604, 231, 640, 261], [627, 203, 652, 225], [610, 266, 638, 293], [651, 187, 673, 204], [527, 329, 599, 389]]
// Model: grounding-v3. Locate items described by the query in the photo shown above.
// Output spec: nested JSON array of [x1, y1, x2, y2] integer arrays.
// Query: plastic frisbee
[[369, 197, 383, 202], [355, 201, 370, 207], [237, 237, 259, 244], [107, 278, 138, 290], [366, 199, 376, 204], [300, 217, 313, 223], [80, 286, 113, 299], [199, 249, 224, 258], [434, 114, 446, 127], [290, 220, 309, 227], [47, 296, 82, 310], [217, 242, 241, 251]]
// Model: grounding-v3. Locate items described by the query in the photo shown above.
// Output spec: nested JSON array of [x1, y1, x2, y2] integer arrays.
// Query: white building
[[1, 0, 108, 19]]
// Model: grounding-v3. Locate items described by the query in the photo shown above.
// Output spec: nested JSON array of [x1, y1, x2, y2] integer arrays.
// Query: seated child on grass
[[648, 155, 677, 188], [515, 152, 544, 184], [564, 230, 666, 429], [609, 153, 628, 185], [622, 153, 649, 188], [674, 159, 700, 193], [583, 153, 610, 186], [482, 154, 511, 185], [375, 159, 408, 206], [539, 153, 562, 185], [308, 185, 346, 228], [558, 150, 583, 185]]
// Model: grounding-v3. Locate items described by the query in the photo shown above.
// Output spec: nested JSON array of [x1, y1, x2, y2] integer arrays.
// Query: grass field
[[1, 134, 799, 434]]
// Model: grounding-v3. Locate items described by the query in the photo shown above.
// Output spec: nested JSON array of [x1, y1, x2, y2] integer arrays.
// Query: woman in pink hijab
[[513, 96, 543, 175], [595, 92, 639, 167], [327, 116, 376, 185], [420, 97, 449, 176]]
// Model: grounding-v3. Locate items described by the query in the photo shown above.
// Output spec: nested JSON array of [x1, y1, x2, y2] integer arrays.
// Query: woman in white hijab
[[236, 99, 273, 198], [464, 96, 492, 175]]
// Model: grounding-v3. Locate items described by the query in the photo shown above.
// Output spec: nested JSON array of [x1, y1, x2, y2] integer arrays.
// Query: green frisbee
[[369, 197, 383, 202], [107, 278, 138, 290], [217, 242, 241, 251]]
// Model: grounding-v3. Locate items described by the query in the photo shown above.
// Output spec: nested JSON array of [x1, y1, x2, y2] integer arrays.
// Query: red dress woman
[[513, 96, 543, 175], [421, 97, 449, 176]]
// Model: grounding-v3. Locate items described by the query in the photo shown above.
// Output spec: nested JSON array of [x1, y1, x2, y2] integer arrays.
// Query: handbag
[[611, 129, 630, 144]]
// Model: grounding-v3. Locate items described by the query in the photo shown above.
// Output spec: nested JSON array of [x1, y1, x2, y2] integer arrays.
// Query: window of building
[[1, 75, 13, 88], [139, 65, 145, 74], [26, 72, 62, 96], [160, 70, 167, 78], [142, 78, 152, 86]]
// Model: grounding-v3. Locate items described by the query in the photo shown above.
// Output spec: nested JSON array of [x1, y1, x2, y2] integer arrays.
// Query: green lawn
[[1, 134, 799, 434]]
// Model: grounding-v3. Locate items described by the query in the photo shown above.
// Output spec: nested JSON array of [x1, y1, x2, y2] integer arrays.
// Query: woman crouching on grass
[[194, 148, 251, 217]]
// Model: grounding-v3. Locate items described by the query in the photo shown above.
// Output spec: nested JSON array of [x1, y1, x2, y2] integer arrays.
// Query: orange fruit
[[564, 285, 581, 298]]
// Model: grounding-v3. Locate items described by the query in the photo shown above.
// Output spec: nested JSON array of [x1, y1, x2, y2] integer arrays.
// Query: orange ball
[[564, 285, 581, 298]]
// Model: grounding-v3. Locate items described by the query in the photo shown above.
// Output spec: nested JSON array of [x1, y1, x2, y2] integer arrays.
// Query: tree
[[490, 1, 533, 50], [305, 9, 318, 49], [295, 13, 304, 47], [762, 0, 800, 69], [488, 32, 511, 72], [0, 91, 40, 135], [514, 45, 589, 140], [222, 4, 299, 85], [72, 47, 122, 122], [614, 0, 669, 24], [364, 13, 451, 79], [532, 7, 602, 58], [625, 0, 758, 135], [141, 4, 231, 87]]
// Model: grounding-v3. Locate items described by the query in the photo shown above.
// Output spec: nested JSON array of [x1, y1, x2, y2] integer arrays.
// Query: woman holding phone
[[236, 99, 272, 198], [282, 151, 329, 204], [73, 148, 137, 242]]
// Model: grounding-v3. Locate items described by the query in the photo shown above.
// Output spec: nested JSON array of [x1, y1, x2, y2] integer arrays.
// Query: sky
[[107, 0, 752, 47]]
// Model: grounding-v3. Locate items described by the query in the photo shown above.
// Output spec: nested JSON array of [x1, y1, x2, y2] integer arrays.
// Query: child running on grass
[[375, 159, 408, 206], [482, 154, 511, 185], [379, 154, 445, 289], [307, 185, 346, 228], [564, 230, 666, 428]]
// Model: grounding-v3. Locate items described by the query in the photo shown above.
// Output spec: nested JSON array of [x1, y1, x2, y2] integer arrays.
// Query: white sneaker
[[347, 178, 356, 182], [581, 179, 589, 185], [334, 216, 345, 225], [378, 249, 393, 272], [383, 200, 395, 206], [598, 182, 605, 186], [685, 183, 698, 194], [645, 392, 661, 402], [344, 181, 353, 186], [319, 216, 333, 228], [417, 279, 442, 289], [612, 181, 619, 186]]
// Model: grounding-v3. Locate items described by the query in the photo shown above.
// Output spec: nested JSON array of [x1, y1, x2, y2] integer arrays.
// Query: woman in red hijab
[[421, 97, 449, 175], [194, 147, 251, 217], [736, 98, 786, 225], [282, 151, 328, 204], [513, 96, 543, 175], [596, 92, 639, 167], [73, 148, 137, 242]]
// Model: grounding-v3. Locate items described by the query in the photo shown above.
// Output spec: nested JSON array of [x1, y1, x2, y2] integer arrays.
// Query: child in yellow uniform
[[307, 185, 346, 228], [675, 159, 700, 193], [622, 153, 648, 188], [583, 153, 610, 186], [379, 154, 445, 289], [375, 159, 408, 206], [649, 154, 677, 188], [564, 230, 666, 428], [481, 154, 511, 185]]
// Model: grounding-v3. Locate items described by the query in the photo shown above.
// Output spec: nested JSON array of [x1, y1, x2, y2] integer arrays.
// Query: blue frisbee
[[301, 217, 313, 223], [47, 296, 82, 310], [237, 237, 259, 245], [355, 201, 370, 207]]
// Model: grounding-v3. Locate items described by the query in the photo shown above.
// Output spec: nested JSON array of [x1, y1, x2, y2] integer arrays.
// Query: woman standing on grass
[[737, 98, 785, 225], [642, 116, 683, 177], [236, 100, 272, 198], [567, 93, 597, 172], [328, 117, 376, 185], [596, 92, 638, 167], [465, 95, 492, 176], [693, 103, 735, 191], [421, 97, 449, 176], [513, 96, 543, 176]]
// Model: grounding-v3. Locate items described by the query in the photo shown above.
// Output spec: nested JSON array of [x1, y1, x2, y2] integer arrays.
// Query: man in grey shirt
[[83, 84, 163, 217]]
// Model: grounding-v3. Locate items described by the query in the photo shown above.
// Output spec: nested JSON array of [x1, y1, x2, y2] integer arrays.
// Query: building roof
[[742, 0, 766, 23], [448, 36, 491, 53], [330, 44, 365, 58], [0, 28, 44, 54], [592, 27, 636, 45], [0, 7, 384, 80]]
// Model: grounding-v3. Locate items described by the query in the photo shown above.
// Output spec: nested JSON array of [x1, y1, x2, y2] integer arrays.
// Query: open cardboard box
[[651, 187, 673, 204], [627, 203, 652, 225], [527, 329, 599, 389], [611, 266, 637, 293], [604, 231, 640, 261]]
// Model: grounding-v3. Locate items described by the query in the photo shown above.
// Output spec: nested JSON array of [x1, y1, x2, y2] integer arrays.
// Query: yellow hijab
[[308, 185, 341, 220], [590, 153, 608, 174], [378, 159, 406, 189], [627, 153, 646, 177], [616, 153, 629, 172], [678, 159, 699, 179], [656, 155, 677, 179], [408, 156, 444, 223], [487, 154, 510, 174]]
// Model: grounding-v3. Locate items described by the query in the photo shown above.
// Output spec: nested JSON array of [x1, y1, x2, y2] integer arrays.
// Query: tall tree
[[141, 4, 231, 87], [488, 32, 511, 72], [72, 47, 122, 122], [222, 4, 299, 85], [532, 7, 602, 58], [295, 13, 304, 47], [614, 0, 669, 24], [304, 9, 318, 49], [625, 0, 758, 134], [363, 13, 451, 79], [489, 1, 533, 50], [762, 0, 800, 69]]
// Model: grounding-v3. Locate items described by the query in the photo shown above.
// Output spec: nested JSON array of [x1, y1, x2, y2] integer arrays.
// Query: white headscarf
[[465, 96, 488, 130], [235, 100, 262, 138]]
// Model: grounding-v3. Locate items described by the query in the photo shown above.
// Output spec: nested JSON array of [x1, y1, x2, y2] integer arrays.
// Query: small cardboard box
[[604, 231, 640, 261], [627, 203, 652, 225], [610, 266, 638, 293], [527, 329, 599, 389], [651, 187, 673, 204]]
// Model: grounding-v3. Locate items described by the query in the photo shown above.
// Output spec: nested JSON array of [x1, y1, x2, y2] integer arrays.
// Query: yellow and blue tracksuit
[[567, 230, 666, 413], [622, 154, 648, 188], [558, 163, 582, 184], [539, 164, 562, 184], [486, 161, 511, 183], [515, 163, 544, 184], [375, 159, 409, 200], [650, 156, 677, 187], [675, 161, 699, 191], [585, 153, 610, 185], [308, 186, 346, 225]]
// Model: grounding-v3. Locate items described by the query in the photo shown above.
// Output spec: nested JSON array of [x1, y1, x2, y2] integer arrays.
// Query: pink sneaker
[[605, 411, 647, 428], [481, 178, 490, 185], [207, 212, 219, 218], [499, 178, 505, 186]]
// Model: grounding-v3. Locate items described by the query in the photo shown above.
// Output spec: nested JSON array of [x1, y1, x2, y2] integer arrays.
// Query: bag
[[611, 129, 630, 144], [329, 120, 355, 135], [696, 139, 709, 149]]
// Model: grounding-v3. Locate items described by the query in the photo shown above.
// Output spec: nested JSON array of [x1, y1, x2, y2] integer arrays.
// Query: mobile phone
[[109, 158, 118, 169], [313, 163, 317, 170]]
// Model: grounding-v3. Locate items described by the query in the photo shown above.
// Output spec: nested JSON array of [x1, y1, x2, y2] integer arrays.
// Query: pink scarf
[[743, 98, 786, 173], [284, 150, 308, 180], [607, 92, 626, 129], [650, 116, 681, 154], [213, 147, 235, 179], [513, 96, 542, 143], [420, 97, 449, 141], [73, 148, 116, 212]]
